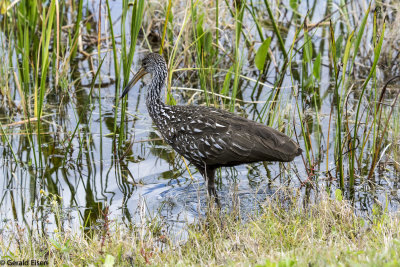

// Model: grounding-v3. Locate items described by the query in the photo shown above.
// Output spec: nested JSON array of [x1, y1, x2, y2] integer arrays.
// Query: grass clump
[[1, 192, 399, 266]]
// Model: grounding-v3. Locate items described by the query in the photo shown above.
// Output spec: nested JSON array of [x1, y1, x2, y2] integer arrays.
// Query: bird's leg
[[204, 166, 220, 206], [197, 165, 220, 206]]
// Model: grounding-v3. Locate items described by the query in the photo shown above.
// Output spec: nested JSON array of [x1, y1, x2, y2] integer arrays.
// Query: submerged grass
[[1, 192, 399, 266]]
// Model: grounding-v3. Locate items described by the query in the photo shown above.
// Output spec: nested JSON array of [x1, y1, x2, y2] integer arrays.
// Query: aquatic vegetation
[[0, 0, 399, 265]]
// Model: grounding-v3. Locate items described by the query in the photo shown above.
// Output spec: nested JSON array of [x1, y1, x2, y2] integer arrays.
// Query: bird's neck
[[146, 70, 167, 118]]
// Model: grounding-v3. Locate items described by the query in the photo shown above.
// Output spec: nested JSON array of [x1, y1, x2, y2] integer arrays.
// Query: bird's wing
[[168, 106, 299, 167]]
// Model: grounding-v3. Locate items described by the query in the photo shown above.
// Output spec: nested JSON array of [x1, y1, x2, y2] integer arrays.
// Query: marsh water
[[0, 0, 399, 236]]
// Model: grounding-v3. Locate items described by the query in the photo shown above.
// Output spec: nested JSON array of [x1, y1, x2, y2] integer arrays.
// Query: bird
[[121, 53, 302, 205]]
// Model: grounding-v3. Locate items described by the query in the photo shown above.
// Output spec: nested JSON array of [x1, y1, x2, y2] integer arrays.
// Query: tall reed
[[118, 0, 145, 148]]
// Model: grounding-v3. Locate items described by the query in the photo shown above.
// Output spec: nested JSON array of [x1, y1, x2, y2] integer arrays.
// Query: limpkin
[[121, 53, 301, 204]]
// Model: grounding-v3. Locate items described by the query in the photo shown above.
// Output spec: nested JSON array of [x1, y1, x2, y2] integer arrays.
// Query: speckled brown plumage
[[121, 53, 302, 204]]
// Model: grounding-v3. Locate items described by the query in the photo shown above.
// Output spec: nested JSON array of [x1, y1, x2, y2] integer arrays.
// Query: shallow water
[[0, 0, 399, 237]]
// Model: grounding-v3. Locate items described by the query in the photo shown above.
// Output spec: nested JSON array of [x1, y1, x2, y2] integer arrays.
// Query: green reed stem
[[160, 0, 172, 54], [263, 0, 287, 59], [35, 0, 56, 168], [230, 1, 245, 112], [119, 0, 145, 148], [97, 1, 103, 160], [106, 0, 121, 143], [369, 8, 378, 168], [215, 0, 219, 55], [329, 21, 344, 189], [70, 0, 83, 60], [191, 1, 209, 106], [247, 0, 264, 42], [350, 21, 385, 184], [349, 4, 370, 75]]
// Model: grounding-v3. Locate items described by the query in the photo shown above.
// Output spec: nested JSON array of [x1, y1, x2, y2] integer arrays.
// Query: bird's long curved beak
[[120, 67, 148, 99]]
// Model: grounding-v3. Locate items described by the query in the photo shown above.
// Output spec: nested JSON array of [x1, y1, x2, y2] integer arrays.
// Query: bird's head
[[120, 53, 167, 98]]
